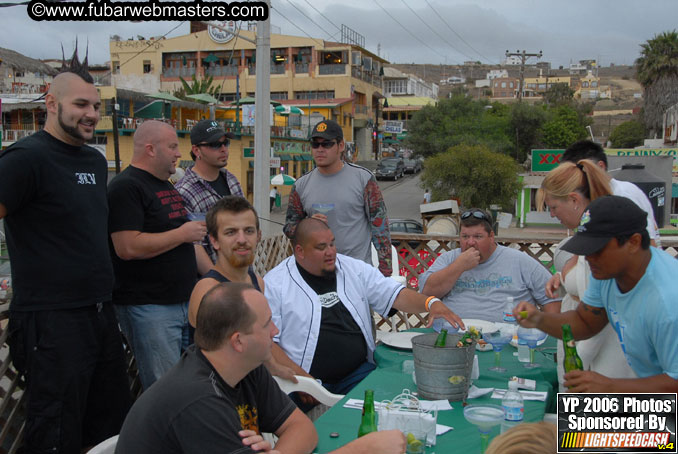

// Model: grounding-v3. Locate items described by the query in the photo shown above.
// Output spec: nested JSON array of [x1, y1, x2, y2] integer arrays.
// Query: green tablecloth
[[313, 329, 558, 454]]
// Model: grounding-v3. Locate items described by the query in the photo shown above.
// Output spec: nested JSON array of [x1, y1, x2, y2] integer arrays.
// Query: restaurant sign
[[606, 148, 678, 173], [531, 149, 564, 172], [384, 120, 404, 134]]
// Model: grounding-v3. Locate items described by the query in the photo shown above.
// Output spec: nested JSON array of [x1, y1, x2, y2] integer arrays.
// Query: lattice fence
[[1, 233, 677, 452]]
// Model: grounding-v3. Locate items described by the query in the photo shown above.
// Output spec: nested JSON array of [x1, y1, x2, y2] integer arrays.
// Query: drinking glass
[[517, 326, 548, 368], [482, 326, 512, 372], [463, 404, 504, 454]]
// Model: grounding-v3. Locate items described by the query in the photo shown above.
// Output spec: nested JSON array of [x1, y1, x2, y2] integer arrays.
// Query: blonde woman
[[485, 421, 557, 454], [538, 160, 636, 391]]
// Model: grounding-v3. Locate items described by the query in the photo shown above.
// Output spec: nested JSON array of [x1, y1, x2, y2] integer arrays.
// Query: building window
[[501, 82, 506, 88], [294, 90, 335, 100], [509, 82, 514, 88], [271, 91, 289, 100], [143, 60, 152, 73], [112, 61, 120, 74]]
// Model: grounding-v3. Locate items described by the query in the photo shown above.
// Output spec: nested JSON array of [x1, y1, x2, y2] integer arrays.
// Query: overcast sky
[[0, 0, 676, 68]]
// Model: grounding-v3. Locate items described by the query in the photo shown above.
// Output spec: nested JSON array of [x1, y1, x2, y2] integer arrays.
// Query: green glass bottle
[[357, 389, 377, 437], [562, 324, 584, 373], [434, 328, 448, 348]]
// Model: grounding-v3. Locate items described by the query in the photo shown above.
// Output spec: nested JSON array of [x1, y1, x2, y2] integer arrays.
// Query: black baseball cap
[[190, 119, 235, 145], [561, 195, 647, 256], [311, 120, 343, 141]]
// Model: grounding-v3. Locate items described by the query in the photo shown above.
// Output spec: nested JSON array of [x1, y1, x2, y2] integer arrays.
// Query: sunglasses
[[311, 140, 337, 149], [461, 209, 492, 224], [197, 139, 230, 149]]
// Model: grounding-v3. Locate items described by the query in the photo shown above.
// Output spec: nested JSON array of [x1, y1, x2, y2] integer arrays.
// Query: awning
[[133, 100, 166, 119], [673, 183, 678, 198], [276, 153, 292, 161], [0, 101, 46, 112], [301, 154, 313, 161]]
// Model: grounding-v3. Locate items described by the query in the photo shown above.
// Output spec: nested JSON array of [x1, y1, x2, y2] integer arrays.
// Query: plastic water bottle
[[503, 297, 516, 323], [501, 380, 524, 433]]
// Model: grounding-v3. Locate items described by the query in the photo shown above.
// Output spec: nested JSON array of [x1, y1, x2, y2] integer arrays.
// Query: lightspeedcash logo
[[27, 0, 269, 22]]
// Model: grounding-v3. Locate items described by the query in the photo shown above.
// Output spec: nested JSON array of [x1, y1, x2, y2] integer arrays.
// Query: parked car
[[375, 158, 405, 180], [403, 159, 422, 174], [389, 218, 424, 246]]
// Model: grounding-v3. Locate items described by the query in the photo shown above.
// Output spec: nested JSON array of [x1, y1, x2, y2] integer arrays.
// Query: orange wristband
[[425, 296, 440, 311]]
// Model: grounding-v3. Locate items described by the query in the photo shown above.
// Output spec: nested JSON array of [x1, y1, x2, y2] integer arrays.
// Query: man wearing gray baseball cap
[[515, 195, 678, 393]]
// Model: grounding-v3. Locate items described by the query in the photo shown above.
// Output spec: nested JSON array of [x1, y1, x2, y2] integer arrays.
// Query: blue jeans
[[114, 302, 190, 390]]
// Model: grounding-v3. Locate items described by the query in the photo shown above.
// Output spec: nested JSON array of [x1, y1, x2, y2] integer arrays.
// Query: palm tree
[[635, 30, 678, 136]]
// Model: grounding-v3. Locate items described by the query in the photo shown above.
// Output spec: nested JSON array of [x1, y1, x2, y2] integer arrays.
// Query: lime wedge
[[448, 375, 465, 384], [520, 310, 529, 319], [407, 432, 416, 444], [408, 439, 424, 451]]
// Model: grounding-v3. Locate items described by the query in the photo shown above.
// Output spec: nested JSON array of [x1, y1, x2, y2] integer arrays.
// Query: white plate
[[461, 319, 498, 334], [378, 331, 422, 350], [510, 337, 547, 348]]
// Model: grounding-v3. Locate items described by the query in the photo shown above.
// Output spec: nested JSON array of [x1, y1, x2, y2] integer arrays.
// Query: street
[[264, 168, 425, 237]]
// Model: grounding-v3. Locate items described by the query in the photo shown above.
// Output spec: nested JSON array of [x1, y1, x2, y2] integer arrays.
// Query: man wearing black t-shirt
[[176, 120, 244, 275], [0, 60, 132, 452], [264, 218, 464, 399], [108, 120, 206, 389], [116, 282, 407, 454]]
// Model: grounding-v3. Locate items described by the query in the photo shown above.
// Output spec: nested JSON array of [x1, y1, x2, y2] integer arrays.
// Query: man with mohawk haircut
[[0, 44, 132, 453]]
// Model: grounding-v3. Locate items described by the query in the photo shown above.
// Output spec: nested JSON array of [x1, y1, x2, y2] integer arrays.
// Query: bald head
[[194, 282, 256, 351], [131, 120, 180, 180], [133, 120, 175, 155], [43, 72, 100, 146], [293, 217, 331, 247]]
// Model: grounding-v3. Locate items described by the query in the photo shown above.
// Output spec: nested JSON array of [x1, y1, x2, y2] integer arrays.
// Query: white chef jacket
[[264, 253, 404, 372]]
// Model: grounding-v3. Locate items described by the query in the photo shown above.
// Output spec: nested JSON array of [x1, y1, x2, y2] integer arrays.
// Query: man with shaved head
[[0, 55, 132, 452], [264, 218, 464, 402], [108, 120, 206, 389]]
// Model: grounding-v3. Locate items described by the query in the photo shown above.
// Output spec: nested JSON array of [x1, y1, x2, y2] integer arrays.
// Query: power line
[[400, 0, 469, 64], [282, 0, 336, 42], [301, 0, 342, 41], [423, 0, 496, 65], [373, 0, 445, 61], [271, 4, 326, 49]]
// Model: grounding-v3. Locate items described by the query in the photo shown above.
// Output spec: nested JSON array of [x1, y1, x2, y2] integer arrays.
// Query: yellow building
[[100, 22, 388, 200], [523, 75, 577, 97]]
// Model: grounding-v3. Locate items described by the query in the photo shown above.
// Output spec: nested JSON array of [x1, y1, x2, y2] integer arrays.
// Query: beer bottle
[[357, 389, 377, 437], [434, 329, 448, 348], [562, 324, 584, 372]]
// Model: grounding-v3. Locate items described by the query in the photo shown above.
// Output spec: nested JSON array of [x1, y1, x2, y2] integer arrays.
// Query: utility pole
[[254, 0, 271, 236], [505, 49, 542, 102]]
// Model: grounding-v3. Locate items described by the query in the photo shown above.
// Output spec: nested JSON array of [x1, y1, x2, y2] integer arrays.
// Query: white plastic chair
[[88, 435, 118, 454], [273, 375, 344, 407]]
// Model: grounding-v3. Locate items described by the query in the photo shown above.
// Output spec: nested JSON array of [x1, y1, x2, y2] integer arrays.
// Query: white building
[[383, 67, 438, 98]]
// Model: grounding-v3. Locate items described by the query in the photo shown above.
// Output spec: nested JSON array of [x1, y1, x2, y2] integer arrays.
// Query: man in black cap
[[176, 119, 244, 275], [516, 195, 678, 393], [283, 119, 393, 276]]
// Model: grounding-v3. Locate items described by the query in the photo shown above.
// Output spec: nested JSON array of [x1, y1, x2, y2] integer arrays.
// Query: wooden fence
[[2, 233, 677, 452]]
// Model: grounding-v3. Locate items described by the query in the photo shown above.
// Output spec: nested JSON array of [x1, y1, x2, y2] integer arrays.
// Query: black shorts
[[8, 302, 132, 453]]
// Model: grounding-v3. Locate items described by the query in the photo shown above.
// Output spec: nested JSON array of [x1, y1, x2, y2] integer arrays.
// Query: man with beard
[[187, 196, 296, 381], [188, 196, 264, 326], [176, 120, 244, 275], [0, 53, 132, 452], [108, 120, 206, 389], [265, 218, 464, 399]]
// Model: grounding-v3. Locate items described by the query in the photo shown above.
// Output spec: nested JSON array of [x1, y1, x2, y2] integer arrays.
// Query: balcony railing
[[354, 105, 369, 115], [1, 128, 37, 142], [271, 64, 286, 75], [205, 66, 239, 77], [295, 63, 309, 74], [162, 67, 197, 78], [319, 64, 346, 75]]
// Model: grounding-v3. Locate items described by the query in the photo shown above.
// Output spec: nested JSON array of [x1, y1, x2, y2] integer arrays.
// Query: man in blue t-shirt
[[516, 195, 678, 393]]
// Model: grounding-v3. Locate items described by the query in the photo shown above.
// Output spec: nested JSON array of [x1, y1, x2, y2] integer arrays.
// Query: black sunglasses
[[310, 140, 337, 149], [197, 139, 230, 149], [461, 209, 492, 224]]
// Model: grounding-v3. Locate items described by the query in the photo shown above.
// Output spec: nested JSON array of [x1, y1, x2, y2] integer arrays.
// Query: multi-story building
[[491, 77, 519, 98], [109, 22, 387, 160], [522, 75, 577, 97], [384, 67, 438, 98], [0, 47, 56, 148]]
